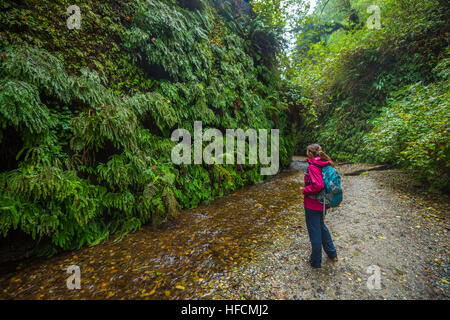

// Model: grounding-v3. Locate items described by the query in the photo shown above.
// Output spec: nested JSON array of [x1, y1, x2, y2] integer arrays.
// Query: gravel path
[[215, 161, 450, 300]]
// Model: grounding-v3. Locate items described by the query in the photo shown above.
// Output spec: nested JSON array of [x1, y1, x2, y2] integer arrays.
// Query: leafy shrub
[[291, 0, 448, 170], [364, 58, 449, 192]]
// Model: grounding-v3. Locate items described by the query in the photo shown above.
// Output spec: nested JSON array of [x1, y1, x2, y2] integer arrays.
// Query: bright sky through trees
[[284, 0, 318, 53]]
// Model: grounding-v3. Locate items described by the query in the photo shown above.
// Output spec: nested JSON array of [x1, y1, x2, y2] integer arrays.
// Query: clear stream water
[[0, 161, 308, 299]]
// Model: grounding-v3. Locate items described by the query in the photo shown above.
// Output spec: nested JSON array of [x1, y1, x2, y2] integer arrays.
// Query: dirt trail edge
[[215, 160, 450, 299]]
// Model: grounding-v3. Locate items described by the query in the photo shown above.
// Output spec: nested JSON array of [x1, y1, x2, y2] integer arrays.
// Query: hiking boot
[[329, 256, 338, 262]]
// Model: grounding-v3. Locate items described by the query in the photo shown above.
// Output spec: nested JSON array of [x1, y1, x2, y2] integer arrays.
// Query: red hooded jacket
[[302, 156, 330, 211]]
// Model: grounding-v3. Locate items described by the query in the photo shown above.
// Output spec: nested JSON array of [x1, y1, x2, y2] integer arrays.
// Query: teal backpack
[[307, 164, 343, 213]]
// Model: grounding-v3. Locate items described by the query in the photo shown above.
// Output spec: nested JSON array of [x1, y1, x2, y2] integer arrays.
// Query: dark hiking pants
[[305, 207, 337, 268]]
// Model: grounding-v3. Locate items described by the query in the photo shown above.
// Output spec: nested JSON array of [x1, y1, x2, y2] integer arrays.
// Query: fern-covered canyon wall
[[1, 0, 448, 262], [0, 0, 294, 260]]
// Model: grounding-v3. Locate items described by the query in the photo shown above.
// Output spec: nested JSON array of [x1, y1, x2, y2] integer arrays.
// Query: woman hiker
[[302, 144, 338, 269]]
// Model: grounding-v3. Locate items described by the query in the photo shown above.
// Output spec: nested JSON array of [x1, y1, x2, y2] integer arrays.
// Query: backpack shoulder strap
[[306, 163, 321, 177]]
